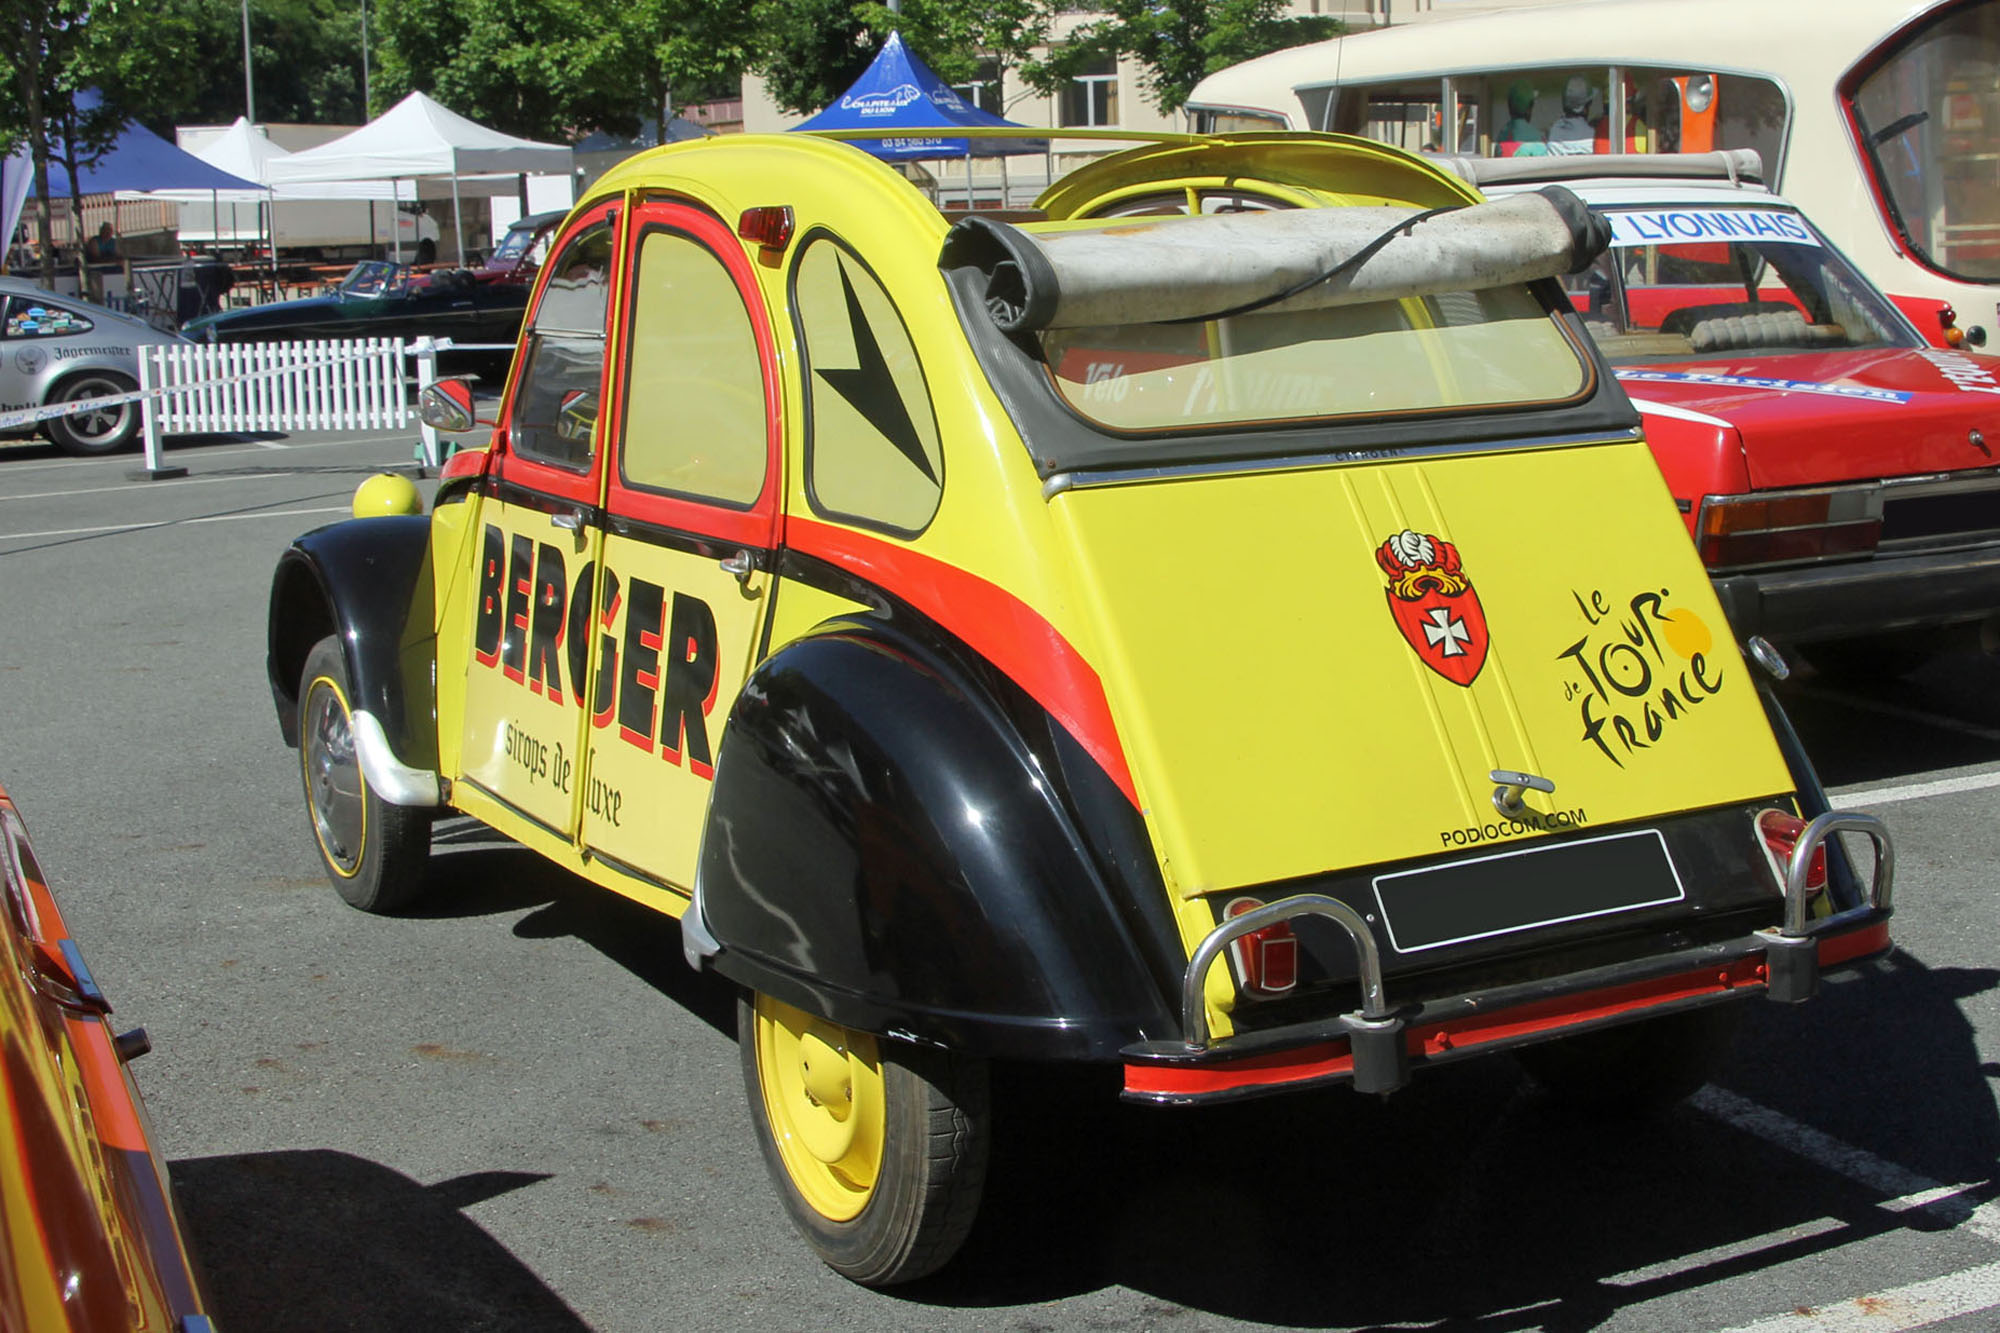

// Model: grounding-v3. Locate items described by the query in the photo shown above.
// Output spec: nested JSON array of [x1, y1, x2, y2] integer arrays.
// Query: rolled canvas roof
[[945, 187, 1611, 332]]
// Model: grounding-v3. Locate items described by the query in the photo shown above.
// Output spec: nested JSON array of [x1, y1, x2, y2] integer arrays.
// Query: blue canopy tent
[[793, 32, 1043, 208], [32, 116, 259, 197]]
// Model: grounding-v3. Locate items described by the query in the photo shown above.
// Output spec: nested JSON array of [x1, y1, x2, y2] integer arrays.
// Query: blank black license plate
[[1371, 829, 1685, 954]]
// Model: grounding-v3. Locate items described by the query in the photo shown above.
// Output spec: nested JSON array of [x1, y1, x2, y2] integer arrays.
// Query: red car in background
[[0, 782, 214, 1331], [1459, 152, 2000, 678]]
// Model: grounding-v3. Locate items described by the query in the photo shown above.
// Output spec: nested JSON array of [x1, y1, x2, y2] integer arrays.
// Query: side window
[[510, 217, 614, 471], [3, 297, 93, 339], [619, 229, 768, 506], [1331, 79, 1449, 152], [792, 235, 943, 536], [1478, 67, 1608, 157]]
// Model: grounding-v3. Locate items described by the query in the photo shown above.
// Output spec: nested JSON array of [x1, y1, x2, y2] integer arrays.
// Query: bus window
[[1851, 2, 2000, 282], [1330, 79, 1448, 151], [1482, 68, 1609, 156], [1640, 71, 1786, 173], [1191, 108, 1290, 133]]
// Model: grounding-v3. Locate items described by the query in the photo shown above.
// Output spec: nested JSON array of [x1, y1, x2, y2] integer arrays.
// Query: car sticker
[[1914, 347, 2000, 395], [1605, 208, 1818, 248], [1557, 586, 1726, 768], [1437, 807, 1591, 849], [469, 523, 722, 781], [1623, 395, 1734, 429], [14, 346, 47, 376], [1377, 529, 1488, 686], [1614, 369, 1911, 405]]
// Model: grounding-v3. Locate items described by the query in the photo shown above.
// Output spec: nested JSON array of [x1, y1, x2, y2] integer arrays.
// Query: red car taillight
[[1695, 489, 1881, 569], [1757, 808, 1827, 897], [1224, 897, 1298, 997]]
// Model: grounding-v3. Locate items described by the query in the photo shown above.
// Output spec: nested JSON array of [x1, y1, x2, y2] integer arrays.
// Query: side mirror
[[418, 377, 478, 433]]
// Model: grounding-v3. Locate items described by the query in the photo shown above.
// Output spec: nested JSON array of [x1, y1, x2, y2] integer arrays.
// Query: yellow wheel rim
[[752, 995, 885, 1221]]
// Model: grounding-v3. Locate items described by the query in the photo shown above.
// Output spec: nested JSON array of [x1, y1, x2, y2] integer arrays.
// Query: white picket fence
[[140, 337, 412, 434], [136, 336, 455, 476]]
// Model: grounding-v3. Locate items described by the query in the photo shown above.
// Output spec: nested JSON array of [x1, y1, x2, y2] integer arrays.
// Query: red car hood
[[1614, 346, 2000, 489]]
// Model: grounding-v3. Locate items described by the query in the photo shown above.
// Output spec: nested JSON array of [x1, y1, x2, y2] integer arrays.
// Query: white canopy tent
[[266, 92, 573, 260], [119, 118, 419, 254]]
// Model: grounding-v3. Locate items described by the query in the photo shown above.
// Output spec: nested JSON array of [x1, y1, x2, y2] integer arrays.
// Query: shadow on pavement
[[313, 828, 2000, 1325], [173, 1150, 590, 1332], [898, 947, 1999, 1326], [401, 832, 739, 1041]]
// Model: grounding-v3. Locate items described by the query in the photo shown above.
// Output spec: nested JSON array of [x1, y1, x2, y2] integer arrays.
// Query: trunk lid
[[1051, 438, 1795, 902], [1615, 347, 2000, 489]]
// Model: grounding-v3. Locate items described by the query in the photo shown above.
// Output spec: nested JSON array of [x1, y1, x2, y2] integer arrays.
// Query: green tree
[[1, 0, 202, 282], [749, 0, 1046, 119], [1019, 0, 1340, 117], [375, 0, 697, 141]]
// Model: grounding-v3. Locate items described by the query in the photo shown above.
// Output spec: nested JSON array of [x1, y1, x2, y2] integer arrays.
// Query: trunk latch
[[1490, 769, 1556, 819]]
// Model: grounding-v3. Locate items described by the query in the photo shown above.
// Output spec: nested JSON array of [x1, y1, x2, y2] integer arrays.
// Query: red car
[[0, 782, 214, 1330], [1460, 152, 2000, 678]]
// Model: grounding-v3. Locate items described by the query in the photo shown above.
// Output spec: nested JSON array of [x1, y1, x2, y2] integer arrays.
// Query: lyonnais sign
[[1605, 208, 1818, 248]]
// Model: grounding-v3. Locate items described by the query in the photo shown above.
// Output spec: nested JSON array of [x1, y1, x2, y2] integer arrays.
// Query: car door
[[455, 203, 619, 843], [574, 199, 783, 896]]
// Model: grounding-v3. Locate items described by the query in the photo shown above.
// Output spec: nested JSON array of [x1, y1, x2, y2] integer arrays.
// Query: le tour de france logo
[[1377, 529, 1488, 686]]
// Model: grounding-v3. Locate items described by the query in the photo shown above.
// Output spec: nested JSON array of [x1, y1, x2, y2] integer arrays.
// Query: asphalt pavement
[[3, 428, 2000, 1332]]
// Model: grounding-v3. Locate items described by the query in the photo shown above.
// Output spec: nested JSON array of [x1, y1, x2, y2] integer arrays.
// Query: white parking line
[[1834, 765, 2000, 809], [0, 471, 293, 504], [0, 505, 349, 541], [1714, 1258, 2000, 1332], [1695, 1087, 2000, 1331], [1694, 1087, 2000, 1243], [0, 431, 417, 479]]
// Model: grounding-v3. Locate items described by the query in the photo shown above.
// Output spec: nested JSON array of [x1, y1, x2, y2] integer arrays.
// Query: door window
[[510, 218, 615, 471], [619, 229, 770, 507]]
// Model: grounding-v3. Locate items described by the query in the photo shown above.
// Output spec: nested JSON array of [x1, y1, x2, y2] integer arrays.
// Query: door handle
[[552, 509, 585, 531], [719, 548, 759, 590]]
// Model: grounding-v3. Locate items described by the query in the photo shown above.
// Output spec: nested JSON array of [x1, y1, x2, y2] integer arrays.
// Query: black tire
[[1799, 633, 1935, 685], [296, 636, 432, 912], [738, 992, 989, 1286], [1515, 1005, 1742, 1116], [45, 370, 140, 455]]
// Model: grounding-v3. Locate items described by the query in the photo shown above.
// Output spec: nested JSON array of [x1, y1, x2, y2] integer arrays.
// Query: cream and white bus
[[1186, 0, 2000, 348]]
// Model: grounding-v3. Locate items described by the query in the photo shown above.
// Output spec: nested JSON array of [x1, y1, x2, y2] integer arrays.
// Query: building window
[[953, 60, 1003, 116], [1060, 56, 1119, 127]]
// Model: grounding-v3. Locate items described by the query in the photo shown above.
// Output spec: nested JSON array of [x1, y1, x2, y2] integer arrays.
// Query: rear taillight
[[1224, 897, 1298, 997], [1757, 808, 1827, 897], [1695, 489, 1881, 569]]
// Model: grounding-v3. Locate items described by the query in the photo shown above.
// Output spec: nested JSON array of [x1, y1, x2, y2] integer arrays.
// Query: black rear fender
[[695, 616, 1183, 1062]]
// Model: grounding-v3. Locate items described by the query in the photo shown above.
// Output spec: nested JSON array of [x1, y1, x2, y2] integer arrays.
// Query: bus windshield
[[1850, 0, 2000, 282], [1568, 204, 1919, 360]]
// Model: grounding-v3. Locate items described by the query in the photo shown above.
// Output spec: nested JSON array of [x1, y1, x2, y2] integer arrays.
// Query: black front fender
[[267, 515, 437, 775], [696, 616, 1182, 1062]]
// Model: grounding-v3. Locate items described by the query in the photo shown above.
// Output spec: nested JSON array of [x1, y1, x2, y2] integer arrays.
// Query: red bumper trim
[[1125, 922, 1890, 1100]]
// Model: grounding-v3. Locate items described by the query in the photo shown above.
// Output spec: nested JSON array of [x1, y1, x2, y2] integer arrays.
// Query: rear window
[[1566, 203, 1920, 359], [1038, 285, 1589, 433]]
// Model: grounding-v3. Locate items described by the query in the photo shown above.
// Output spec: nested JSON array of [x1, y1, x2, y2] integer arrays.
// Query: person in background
[[83, 223, 118, 264], [82, 223, 120, 302], [1498, 82, 1546, 157], [1547, 76, 1597, 154]]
